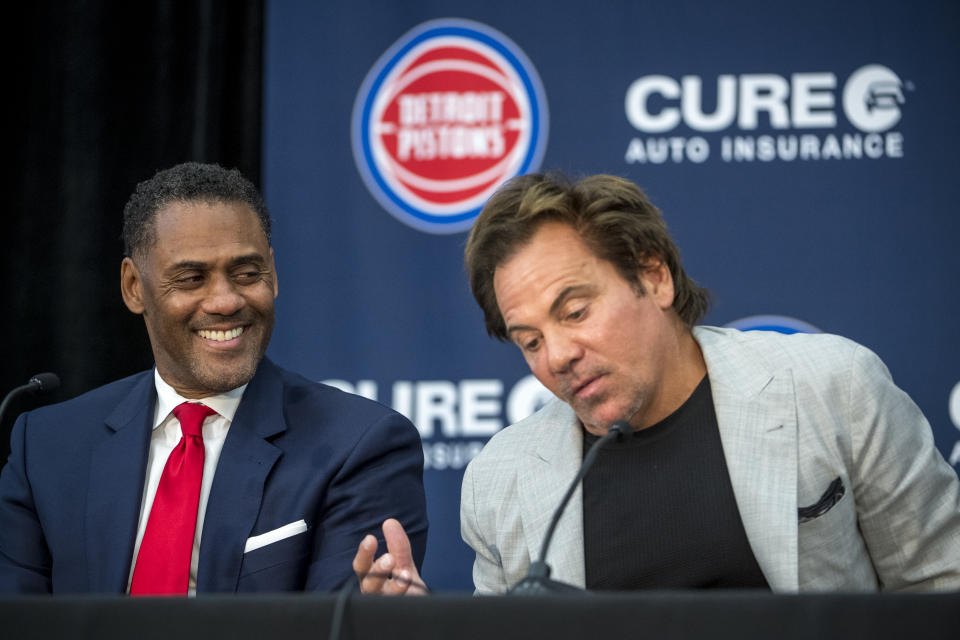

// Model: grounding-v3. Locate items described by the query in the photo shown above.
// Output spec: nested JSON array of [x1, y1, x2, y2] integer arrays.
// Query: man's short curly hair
[[464, 173, 709, 340], [122, 162, 271, 260]]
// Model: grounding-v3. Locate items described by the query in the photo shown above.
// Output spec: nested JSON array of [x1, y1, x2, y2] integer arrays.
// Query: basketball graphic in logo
[[352, 19, 549, 233]]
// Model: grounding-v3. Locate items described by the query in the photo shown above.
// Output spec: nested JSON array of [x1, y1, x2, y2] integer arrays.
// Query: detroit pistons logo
[[725, 315, 822, 335], [352, 19, 549, 233]]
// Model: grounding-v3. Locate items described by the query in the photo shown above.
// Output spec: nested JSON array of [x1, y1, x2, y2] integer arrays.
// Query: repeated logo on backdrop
[[324, 375, 554, 470], [624, 64, 910, 165], [724, 314, 822, 335], [352, 18, 549, 233]]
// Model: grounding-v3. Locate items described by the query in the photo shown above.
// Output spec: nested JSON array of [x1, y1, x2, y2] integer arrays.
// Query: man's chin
[[193, 360, 261, 394], [573, 404, 629, 434]]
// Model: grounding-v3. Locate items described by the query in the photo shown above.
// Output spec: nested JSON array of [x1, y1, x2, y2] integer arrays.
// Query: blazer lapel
[[517, 400, 586, 588], [86, 372, 156, 592], [696, 327, 800, 592], [196, 359, 284, 592]]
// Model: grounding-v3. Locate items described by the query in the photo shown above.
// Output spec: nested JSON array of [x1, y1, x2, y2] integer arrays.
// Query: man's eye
[[523, 338, 540, 352], [175, 274, 204, 286], [567, 308, 586, 321], [235, 270, 261, 280]]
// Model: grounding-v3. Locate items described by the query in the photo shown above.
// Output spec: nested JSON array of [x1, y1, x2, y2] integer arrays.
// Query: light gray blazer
[[461, 326, 960, 593]]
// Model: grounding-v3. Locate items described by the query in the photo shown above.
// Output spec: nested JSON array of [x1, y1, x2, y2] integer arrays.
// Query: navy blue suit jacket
[[0, 358, 428, 593]]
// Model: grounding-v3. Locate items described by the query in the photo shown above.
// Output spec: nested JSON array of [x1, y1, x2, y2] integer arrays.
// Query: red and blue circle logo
[[351, 19, 549, 234], [725, 315, 822, 335]]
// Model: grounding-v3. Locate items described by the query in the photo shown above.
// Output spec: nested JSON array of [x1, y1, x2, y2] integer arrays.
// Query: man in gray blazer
[[355, 173, 960, 594]]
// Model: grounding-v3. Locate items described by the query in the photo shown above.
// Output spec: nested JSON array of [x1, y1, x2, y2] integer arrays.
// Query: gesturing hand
[[353, 518, 428, 595]]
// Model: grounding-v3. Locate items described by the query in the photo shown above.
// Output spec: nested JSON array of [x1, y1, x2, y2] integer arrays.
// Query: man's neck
[[632, 326, 707, 431]]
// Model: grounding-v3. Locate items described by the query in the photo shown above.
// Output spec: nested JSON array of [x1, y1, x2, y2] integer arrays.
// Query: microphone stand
[[508, 420, 630, 595], [0, 373, 61, 427]]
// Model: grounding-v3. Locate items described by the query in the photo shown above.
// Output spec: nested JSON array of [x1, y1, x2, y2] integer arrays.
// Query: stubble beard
[[573, 379, 648, 433], [188, 354, 261, 394], [201, 322, 273, 393], [168, 321, 273, 396]]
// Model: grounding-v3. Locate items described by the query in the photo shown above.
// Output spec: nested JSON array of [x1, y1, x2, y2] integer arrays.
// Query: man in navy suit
[[0, 162, 427, 594]]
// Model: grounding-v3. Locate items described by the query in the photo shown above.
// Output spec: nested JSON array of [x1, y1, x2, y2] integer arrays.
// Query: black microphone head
[[608, 420, 631, 441], [29, 372, 60, 392]]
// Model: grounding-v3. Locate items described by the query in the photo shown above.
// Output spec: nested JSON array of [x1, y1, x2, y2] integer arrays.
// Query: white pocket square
[[244, 519, 308, 553]]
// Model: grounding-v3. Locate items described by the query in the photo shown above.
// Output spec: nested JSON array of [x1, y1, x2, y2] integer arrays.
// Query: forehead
[[146, 199, 269, 263], [494, 222, 615, 318]]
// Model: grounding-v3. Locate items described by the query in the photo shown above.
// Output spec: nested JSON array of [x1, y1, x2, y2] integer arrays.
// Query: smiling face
[[121, 199, 278, 398], [494, 222, 705, 434]]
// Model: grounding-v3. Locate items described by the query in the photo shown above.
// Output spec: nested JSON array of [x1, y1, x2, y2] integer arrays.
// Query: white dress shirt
[[126, 370, 246, 595]]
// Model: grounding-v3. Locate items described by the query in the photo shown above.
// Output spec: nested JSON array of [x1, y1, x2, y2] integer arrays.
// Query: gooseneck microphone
[[508, 419, 630, 595], [0, 373, 61, 427]]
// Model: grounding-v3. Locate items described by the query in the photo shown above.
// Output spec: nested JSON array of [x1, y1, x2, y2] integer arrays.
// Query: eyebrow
[[505, 284, 598, 338], [505, 323, 536, 339], [549, 284, 597, 316], [228, 254, 268, 268], [168, 254, 267, 272]]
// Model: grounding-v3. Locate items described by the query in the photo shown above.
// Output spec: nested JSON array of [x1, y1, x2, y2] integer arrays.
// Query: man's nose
[[546, 330, 583, 375], [201, 275, 245, 316]]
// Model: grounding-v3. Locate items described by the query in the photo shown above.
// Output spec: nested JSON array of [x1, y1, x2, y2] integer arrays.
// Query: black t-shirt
[[582, 376, 769, 590]]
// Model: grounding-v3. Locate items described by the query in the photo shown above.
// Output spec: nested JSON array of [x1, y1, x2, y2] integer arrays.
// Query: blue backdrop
[[263, 0, 960, 590]]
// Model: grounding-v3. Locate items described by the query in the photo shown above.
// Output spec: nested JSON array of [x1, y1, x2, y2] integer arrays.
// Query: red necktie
[[130, 402, 215, 595]]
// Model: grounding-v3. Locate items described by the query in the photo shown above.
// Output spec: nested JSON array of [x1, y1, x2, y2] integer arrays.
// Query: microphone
[[0, 372, 61, 427], [508, 419, 630, 595], [27, 373, 60, 392]]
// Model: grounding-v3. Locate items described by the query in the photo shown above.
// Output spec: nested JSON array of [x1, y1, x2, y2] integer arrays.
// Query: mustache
[[191, 312, 258, 330]]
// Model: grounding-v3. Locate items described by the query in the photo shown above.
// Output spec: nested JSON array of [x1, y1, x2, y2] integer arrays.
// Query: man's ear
[[120, 257, 145, 315], [638, 258, 675, 310]]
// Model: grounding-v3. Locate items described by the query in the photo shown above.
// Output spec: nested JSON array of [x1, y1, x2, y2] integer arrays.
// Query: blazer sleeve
[[847, 345, 960, 590], [0, 413, 53, 593], [303, 410, 428, 591], [460, 458, 509, 595]]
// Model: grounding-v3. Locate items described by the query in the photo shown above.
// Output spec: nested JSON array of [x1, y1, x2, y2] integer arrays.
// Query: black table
[[2, 591, 958, 640]]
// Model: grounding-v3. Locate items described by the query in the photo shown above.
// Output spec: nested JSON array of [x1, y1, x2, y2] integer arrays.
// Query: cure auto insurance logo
[[352, 18, 549, 234]]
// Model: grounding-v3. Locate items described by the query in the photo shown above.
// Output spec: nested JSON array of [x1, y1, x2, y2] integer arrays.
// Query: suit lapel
[[86, 371, 156, 592], [696, 327, 800, 592], [196, 359, 284, 592], [517, 401, 586, 588]]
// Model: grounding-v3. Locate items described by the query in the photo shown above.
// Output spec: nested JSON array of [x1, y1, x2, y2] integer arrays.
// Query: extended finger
[[382, 518, 414, 569], [353, 534, 376, 576], [354, 535, 386, 593]]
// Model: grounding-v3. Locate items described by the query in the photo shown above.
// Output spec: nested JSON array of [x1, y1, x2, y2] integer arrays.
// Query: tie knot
[[173, 402, 216, 438]]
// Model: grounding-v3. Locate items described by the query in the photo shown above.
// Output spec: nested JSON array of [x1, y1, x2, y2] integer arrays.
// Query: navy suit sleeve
[[0, 413, 53, 593], [305, 410, 428, 591]]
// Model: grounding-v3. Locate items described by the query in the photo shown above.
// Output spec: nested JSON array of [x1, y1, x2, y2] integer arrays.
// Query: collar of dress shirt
[[152, 368, 247, 430]]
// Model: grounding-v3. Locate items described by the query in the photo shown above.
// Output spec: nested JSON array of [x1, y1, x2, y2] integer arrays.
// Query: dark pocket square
[[798, 476, 845, 524]]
